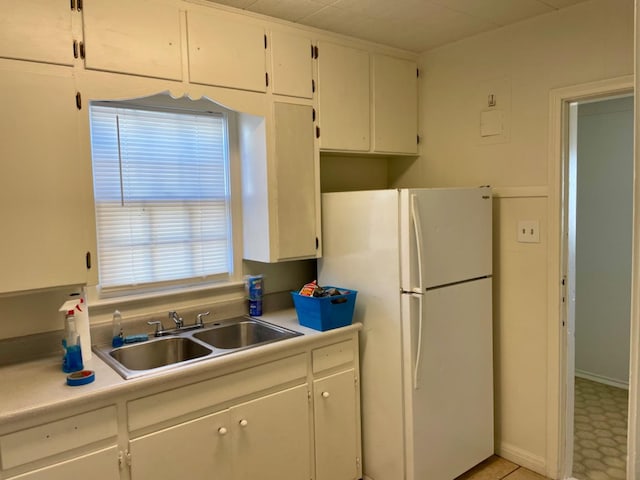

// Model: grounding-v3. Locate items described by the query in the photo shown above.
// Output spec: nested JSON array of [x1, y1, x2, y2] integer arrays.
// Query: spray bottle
[[62, 310, 83, 373]]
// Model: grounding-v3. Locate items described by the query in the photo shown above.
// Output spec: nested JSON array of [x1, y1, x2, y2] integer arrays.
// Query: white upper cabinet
[[241, 102, 319, 263], [0, 0, 75, 66], [270, 30, 313, 99], [317, 43, 418, 155], [187, 9, 267, 92], [82, 0, 183, 81], [0, 61, 96, 294], [372, 53, 418, 154], [317, 42, 370, 152]]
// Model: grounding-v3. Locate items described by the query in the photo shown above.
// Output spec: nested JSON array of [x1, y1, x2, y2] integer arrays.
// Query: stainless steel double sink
[[93, 316, 302, 379]]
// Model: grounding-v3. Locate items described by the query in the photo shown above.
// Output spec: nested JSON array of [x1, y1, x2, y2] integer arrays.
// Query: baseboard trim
[[575, 369, 629, 390], [496, 442, 547, 477]]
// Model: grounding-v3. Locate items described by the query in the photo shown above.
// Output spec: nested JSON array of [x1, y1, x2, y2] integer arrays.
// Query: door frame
[[546, 75, 635, 479]]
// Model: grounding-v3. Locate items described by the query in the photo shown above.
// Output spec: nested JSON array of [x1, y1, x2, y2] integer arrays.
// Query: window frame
[[87, 94, 244, 299]]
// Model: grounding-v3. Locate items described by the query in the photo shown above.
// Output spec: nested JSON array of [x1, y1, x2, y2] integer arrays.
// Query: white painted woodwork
[[270, 30, 313, 99], [129, 409, 232, 480], [0, 332, 360, 480], [313, 369, 360, 480], [0, 406, 117, 469], [4, 446, 120, 480], [372, 54, 418, 154], [274, 102, 317, 260], [312, 340, 355, 373], [129, 386, 310, 480], [317, 42, 370, 152], [0, 60, 95, 293], [241, 102, 318, 262], [187, 9, 266, 92], [127, 353, 306, 431], [232, 385, 311, 480], [82, 0, 182, 81], [0, 0, 74, 66]]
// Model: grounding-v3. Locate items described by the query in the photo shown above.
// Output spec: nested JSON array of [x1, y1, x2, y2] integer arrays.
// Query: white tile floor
[[456, 456, 549, 480]]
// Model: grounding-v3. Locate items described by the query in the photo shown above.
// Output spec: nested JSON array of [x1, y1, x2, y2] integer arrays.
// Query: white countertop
[[0, 309, 361, 428]]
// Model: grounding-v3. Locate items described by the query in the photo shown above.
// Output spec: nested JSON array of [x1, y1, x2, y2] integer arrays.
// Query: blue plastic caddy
[[291, 286, 357, 331]]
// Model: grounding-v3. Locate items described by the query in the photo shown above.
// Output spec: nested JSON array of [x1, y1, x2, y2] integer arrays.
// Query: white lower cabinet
[[0, 332, 361, 480], [5, 446, 120, 480], [129, 409, 231, 480], [314, 369, 361, 480], [129, 384, 310, 480]]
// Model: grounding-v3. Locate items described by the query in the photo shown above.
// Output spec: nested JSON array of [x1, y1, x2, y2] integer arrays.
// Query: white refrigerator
[[318, 187, 493, 480]]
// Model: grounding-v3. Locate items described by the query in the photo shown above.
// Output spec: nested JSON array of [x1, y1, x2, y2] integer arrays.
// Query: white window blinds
[[90, 104, 232, 289]]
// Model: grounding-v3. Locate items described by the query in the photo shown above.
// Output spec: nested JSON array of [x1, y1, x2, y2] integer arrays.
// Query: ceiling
[[203, 0, 590, 52]]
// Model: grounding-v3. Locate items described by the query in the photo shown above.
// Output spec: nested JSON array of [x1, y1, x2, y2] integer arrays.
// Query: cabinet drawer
[[128, 353, 307, 431], [312, 340, 354, 373], [0, 406, 117, 469]]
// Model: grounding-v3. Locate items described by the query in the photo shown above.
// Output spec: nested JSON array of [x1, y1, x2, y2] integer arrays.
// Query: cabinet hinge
[[79, 41, 85, 59], [311, 79, 315, 93], [417, 135, 420, 144], [77, 0, 83, 11], [315, 237, 319, 250], [310, 44, 314, 58], [315, 126, 320, 139], [314, 45, 318, 59], [308, 390, 312, 401], [265, 72, 269, 87], [70, 0, 75, 10], [75, 92, 82, 110], [416, 68, 420, 78], [85, 251, 92, 269], [312, 108, 316, 122], [264, 34, 267, 49], [118, 450, 131, 469], [73, 40, 78, 59]]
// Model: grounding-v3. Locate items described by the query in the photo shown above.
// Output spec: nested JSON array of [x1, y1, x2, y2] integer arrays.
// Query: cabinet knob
[[321, 391, 330, 398], [239, 419, 248, 427], [218, 427, 228, 435]]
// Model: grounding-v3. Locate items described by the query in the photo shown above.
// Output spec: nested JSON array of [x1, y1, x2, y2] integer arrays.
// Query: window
[[89, 101, 233, 291]]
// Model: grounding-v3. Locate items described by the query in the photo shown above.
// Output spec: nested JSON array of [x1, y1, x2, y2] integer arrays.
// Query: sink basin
[[93, 316, 302, 380], [94, 337, 213, 379], [194, 319, 300, 349]]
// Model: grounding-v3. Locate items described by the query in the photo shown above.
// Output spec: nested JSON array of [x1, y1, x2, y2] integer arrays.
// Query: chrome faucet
[[169, 311, 183, 328]]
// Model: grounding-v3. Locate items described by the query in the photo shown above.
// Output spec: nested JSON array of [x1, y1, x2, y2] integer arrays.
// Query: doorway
[[547, 76, 636, 480], [566, 95, 634, 479]]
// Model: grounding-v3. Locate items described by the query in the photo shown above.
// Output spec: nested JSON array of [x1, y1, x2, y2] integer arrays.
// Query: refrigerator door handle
[[410, 194, 425, 293], [410, 194, 426, 390]]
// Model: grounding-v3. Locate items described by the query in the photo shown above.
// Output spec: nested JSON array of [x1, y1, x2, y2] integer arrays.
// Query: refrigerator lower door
[[404, 277, 494, 480]]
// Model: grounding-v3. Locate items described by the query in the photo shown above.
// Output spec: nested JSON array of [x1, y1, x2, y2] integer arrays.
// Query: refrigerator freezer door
[[401, 187, 492, 290], [319, 189, 407, 480], [403, 277, 494, 480]]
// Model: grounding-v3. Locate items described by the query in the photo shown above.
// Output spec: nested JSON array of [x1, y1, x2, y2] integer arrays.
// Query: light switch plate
[[517, 220, 540, 243]]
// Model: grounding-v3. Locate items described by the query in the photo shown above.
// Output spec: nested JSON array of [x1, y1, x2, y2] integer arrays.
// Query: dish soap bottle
[[112, 310, 124, 348], [62, 310, 84, 373]]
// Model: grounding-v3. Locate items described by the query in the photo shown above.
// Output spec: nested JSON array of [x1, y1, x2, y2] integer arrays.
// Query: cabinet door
[[82, 0, 182, 80], [0, 0, 74, 66], [129, 409, 232, 480], [5, 446, 119, 480], [270, 30, 313, 99], [274, 102, 317, 260], [232, 384, 311, 480], [372, 54, 418, 154], [317, 42, 369, 152], [0, 61, 95, 293], [187, 9, 266, 92], [314, 369, 360, 480]]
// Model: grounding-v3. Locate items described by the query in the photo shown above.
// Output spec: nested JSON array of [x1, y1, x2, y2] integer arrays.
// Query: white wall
[[400, 0, 634, 475], [575, 97, 633, 386]]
